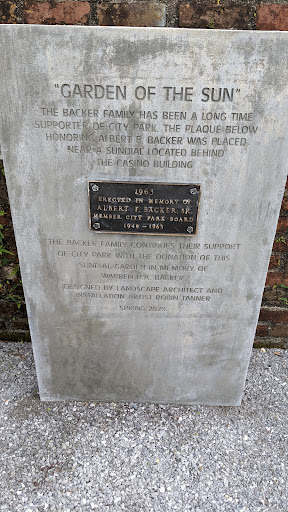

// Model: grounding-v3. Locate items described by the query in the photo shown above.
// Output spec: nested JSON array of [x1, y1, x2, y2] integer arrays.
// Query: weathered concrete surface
[[0, 26, 287, 404]]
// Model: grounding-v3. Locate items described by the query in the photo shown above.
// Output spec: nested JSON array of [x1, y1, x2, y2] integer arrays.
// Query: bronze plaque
[[89, 181, 200, 235]]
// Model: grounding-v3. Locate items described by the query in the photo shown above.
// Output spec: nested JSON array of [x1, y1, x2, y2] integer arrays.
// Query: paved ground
[[0, 342, 287, 512]]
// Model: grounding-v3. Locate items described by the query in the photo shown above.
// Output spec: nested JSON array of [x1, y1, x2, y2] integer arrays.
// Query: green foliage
[[0, 245, 13, 257], [275, 235, 287, 244], [5, 282, 23, 308], [207, 18, 215, 29], [0, 213, 14, 257], [272, 284, 288, 306]]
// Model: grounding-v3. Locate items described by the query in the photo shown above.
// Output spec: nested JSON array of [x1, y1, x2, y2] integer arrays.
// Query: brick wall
[[0, 1, 287, 347]]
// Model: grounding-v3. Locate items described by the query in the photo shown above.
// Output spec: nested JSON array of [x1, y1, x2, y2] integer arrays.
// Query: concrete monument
[[0, 26, 287, 404]]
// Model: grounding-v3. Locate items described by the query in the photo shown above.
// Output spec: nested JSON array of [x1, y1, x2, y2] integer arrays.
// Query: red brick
[[97, 3, 166, 27], [268, 255, 281, 270], [254, 337, 287, 348], [179, 4, 250, 29], [256, 324, 269, 337], [270, 324, 288, 338], [254, 338, 287, 349], [0, 330, 31, 342], [0, 215, 11, 227], [273, 239, 288, 253], [11, 318, 29, 329], [269, 339, 288, 349], [277, 216, 288, 233], [256, 4, 288, 31], [259, 308, 288, 323], [0, 300, 19, 315], [265, 272, 288, 287], [281, 195, 288, 212], [24, 1, 90, 25], [0, 176, 9, 204], [253, 339, 271, 349], [262, 286, 287, 303]]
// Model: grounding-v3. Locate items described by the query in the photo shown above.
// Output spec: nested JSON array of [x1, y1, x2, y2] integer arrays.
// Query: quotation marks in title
[[54, 84, 241, 103]]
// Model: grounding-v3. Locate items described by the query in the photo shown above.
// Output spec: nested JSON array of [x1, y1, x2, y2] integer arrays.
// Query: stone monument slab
[[0, 26, 287, 404]]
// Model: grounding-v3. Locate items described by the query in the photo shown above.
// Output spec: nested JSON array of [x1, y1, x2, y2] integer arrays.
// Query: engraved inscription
[[46, 236, 242, 314]]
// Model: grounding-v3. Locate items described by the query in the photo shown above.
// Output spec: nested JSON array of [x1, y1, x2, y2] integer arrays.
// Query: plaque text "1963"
[[88, 181, 201, 236]]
